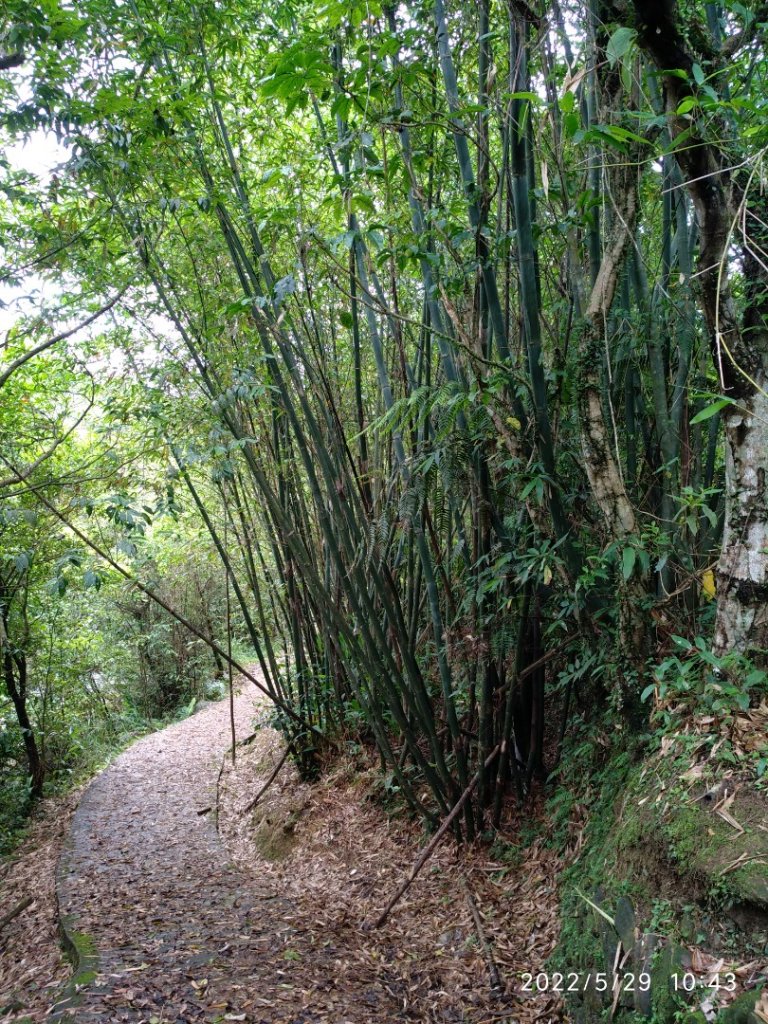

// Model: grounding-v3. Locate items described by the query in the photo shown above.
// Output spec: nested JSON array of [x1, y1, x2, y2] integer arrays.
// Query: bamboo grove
[[2, 0, 767, 835]]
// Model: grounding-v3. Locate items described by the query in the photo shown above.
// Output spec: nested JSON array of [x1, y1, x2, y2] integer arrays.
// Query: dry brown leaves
[[218, 725, 564, 1024], [651, 691, 768, 764], [729, 702, 768, 757], [0, 789, 81, 1023], [0, 686, 565, 1024]]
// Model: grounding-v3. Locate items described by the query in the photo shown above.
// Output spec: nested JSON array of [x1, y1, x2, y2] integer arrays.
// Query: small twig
[[719, 852, 767, 876], [371, 745, 501, 929], [243, 743, 294, 815], [215, 752, 227, 833], [0, 895, 34, 931], [461, 877, 502, 993], [516, 637, 575, 682]]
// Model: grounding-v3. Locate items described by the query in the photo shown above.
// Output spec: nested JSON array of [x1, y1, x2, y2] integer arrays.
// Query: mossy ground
[[551, 734, 767, 1023], [252, 814, 300, 861], [67, 930, 98, 987], [48, 921, 100, 1022], [245, 743, 311, 861]]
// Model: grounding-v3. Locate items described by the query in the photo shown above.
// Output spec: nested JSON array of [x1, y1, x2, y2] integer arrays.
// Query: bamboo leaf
[[575, 889, 616, 926], [606, 27, 636, 67], [690, 398, 733, 424]]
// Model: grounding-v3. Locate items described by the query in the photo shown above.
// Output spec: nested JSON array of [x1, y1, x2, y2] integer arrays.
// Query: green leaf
[[84, 569, 102, 590], [640, 684, 656, 703], [14, 552, 30, 572], [274, 274, 296, 304], [621, 546, 636, 581], [563, 111, 579, 138], [676, 96, 698, 116], [606, 27, 636, 67], [690, 398, 733, 424]]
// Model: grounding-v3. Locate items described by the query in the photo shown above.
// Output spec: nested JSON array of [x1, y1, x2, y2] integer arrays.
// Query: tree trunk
[[631, 0, 768, 659], [576, 19, 649, 679], [714, 386, 768, 655], [2, 642, 44, 799], [713, 198, 768, 656]]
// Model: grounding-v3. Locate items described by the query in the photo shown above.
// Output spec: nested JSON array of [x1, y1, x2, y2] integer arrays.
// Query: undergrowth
[[546, 643, 768, 1024]]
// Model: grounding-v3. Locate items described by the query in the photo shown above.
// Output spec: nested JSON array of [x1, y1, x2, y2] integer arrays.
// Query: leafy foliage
[[1, 0, 767, 843]]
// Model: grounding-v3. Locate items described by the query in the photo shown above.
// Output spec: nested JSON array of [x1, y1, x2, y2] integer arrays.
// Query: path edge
[[48, 784, 101, 1023]]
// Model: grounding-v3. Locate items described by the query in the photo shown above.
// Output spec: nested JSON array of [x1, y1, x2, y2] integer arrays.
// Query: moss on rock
[[551, 738, 768, 1024], [715, 988, 765, 1024]]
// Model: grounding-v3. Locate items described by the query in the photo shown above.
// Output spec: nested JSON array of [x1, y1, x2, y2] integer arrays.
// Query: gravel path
[[50, 684, 562, 1024], [52, 688, 321, 1024]]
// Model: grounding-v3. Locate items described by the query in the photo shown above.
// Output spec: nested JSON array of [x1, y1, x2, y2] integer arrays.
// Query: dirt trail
[[50, 686, 562, 1024], [52, 688, 388, 1024]]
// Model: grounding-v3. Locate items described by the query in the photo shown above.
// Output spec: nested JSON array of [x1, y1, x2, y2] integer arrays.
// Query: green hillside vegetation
[[1, 1, 767, 1020]]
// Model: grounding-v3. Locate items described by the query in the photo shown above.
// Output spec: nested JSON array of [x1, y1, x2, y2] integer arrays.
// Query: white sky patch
[[1, 127, 72, 335], [5, 128, 71, 178], [1, 119, 170, 373]]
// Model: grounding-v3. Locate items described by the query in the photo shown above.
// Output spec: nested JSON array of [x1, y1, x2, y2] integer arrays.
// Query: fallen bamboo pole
[[461, 876, 503, 993], [371, 745, 500, 929], [0, 895, 34, 931], [243, 743, 294, 815]]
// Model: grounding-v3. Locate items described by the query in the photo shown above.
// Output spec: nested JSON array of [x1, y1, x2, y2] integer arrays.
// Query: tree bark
[[714, 385, 768, 655], [1, 630, 44, 799], [631, 0, 768, 658], [576, 18, 649, 679]]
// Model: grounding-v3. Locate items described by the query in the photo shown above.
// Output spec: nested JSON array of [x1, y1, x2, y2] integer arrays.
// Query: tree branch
[[0, 52, 24, 71], [0, 287, 128, 390]]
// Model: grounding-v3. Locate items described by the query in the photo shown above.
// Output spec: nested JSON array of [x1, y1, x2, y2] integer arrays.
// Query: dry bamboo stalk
[[461, 877, 502, 992], [0, 895, 33, 931], [243, 744, 294, 815], [371, 745, 500, 928]]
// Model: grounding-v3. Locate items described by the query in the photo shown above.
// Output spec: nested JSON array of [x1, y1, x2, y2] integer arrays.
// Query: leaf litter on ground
[[217, 697, 564, 1024]]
